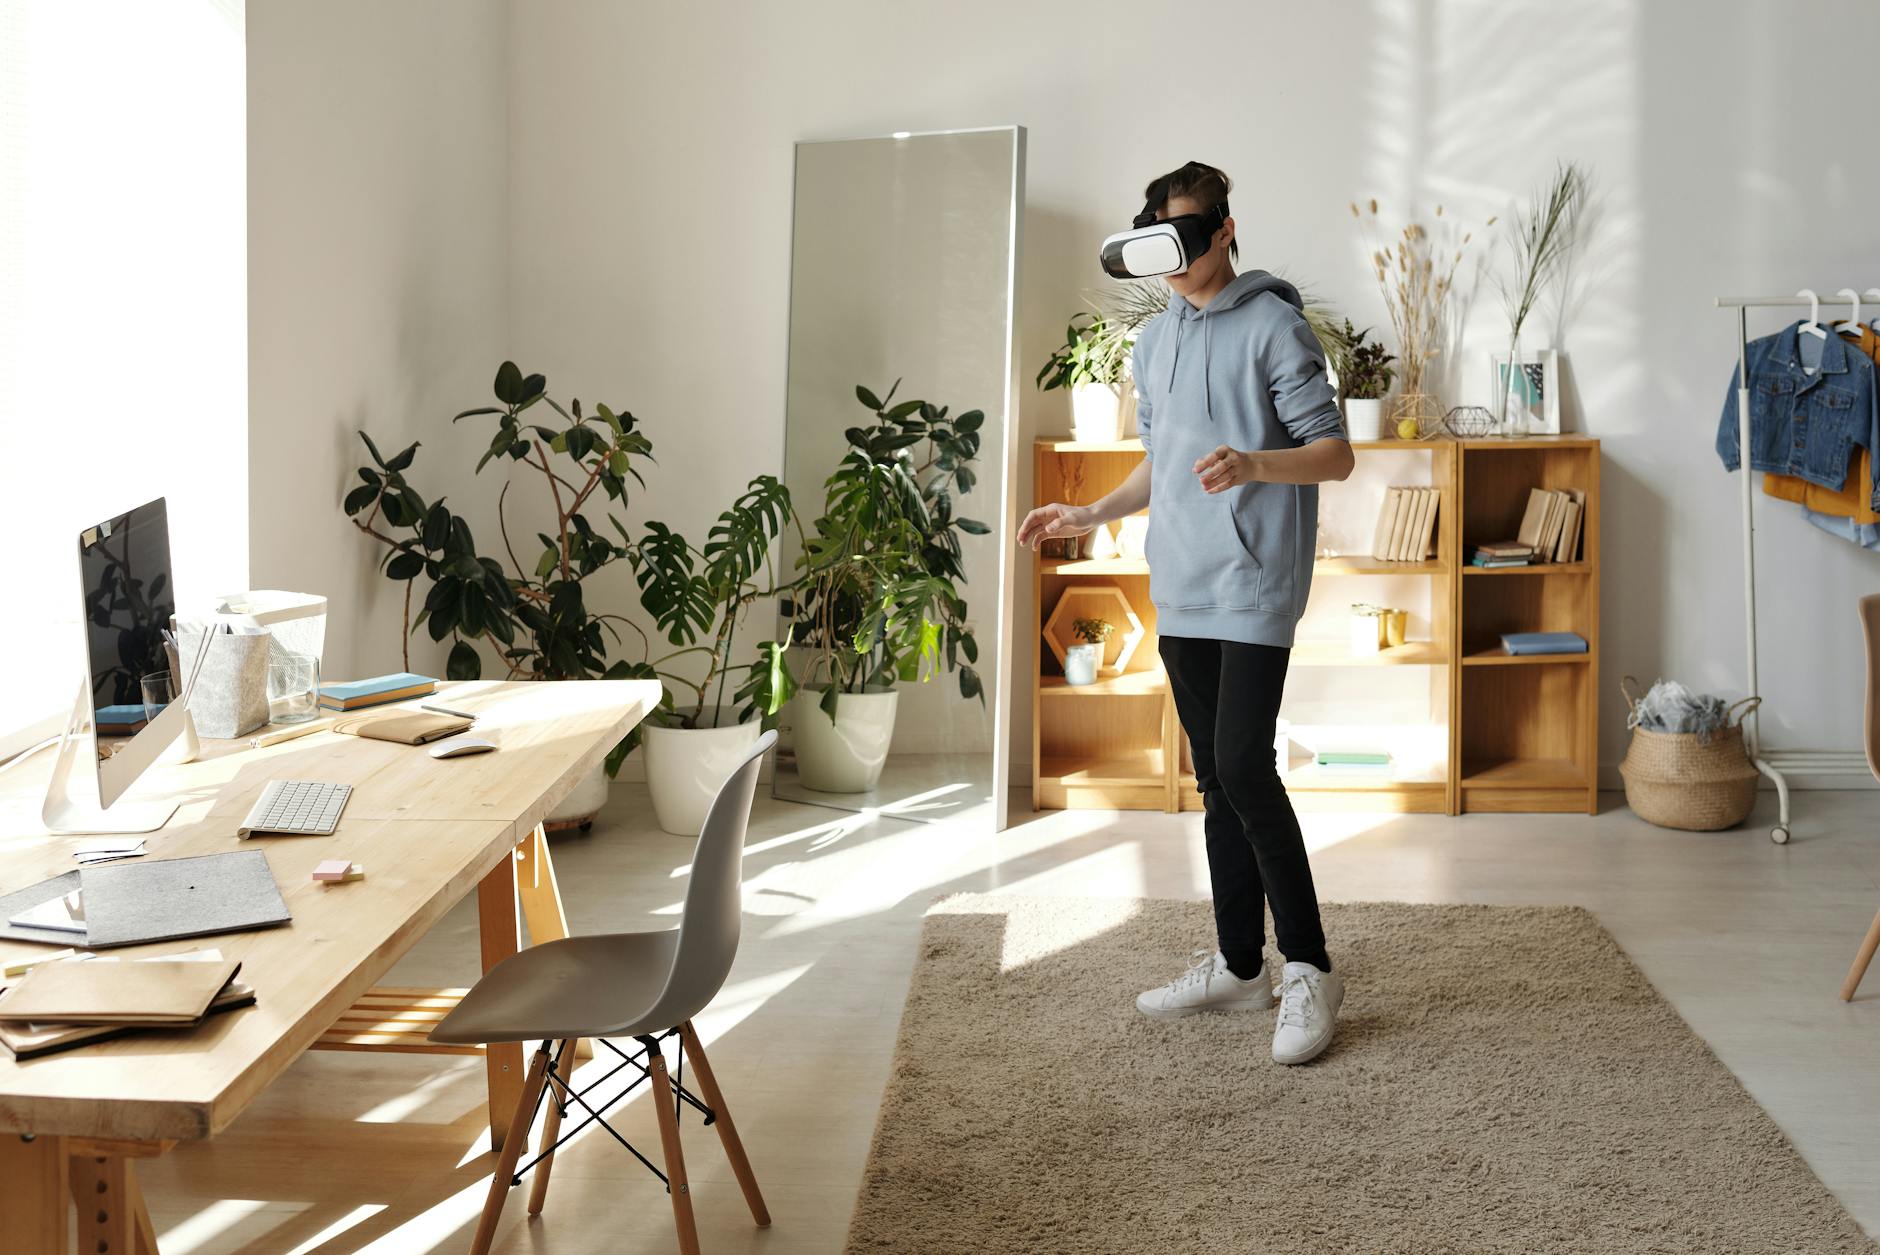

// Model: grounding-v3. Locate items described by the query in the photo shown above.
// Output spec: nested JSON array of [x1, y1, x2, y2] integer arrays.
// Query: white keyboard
[[238, 779, 353, 838]]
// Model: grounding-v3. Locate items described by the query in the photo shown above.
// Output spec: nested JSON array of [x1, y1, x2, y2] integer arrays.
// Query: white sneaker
[[1271, 961, 1343, 1064], [1135, 949, 1274, 1020]]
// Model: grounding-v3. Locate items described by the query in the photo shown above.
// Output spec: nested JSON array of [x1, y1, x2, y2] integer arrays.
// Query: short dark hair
[[1143, 161, 1236, 262]]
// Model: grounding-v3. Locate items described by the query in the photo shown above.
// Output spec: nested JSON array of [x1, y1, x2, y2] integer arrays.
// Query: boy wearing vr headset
[[1018, 161, 1355, 1065]]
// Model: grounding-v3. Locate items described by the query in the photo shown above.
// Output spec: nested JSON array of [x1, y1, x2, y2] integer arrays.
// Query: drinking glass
[[140, 670, 177, 724], [269, 654, 321, 724]]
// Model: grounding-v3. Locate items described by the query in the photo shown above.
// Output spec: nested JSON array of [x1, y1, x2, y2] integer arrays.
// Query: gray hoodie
[[1132, 270, 1346, 648]]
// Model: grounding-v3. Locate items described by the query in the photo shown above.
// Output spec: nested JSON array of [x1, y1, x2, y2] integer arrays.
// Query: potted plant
[[1064, 618, 1113, 686], [1495, 162, 1587, 437], [781, 380, 987, 792], [1329, 319, 1396, 441], [343, 361, 792, 831], [1036, 311, 1129, 442], [629, 480, 796, 835]]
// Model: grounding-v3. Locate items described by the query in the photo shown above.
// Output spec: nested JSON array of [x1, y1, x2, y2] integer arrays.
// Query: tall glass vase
[[1497, 335, 1531, 439]]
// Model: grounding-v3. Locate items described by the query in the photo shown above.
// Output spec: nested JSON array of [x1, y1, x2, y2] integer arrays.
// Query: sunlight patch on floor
[[282, 1204, 388, 1255]]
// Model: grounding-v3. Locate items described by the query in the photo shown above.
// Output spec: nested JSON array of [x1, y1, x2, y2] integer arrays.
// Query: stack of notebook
[[318, 672, 439, 711], [1471, 541, 1535, 569], [0, 950, 254, 1059], [1369, 486, 1441, 562]]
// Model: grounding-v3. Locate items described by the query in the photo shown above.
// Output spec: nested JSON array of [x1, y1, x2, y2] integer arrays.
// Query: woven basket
[[1617, 677, 1760, 831]]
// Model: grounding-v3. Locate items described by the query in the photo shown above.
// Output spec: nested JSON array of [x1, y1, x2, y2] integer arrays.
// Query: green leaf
[[955, 517, 989, 535], [493, 361, 524, 406], [422, 503, 450, 550], [954, 410, 985, 433], [358, 430, 388, 469], [386, 552, 424, 580], [453, 406, 503, 422], [357, 467, 381, 486], [886, 399, 923, 420], [385, 441, 419, 473], [632, 521, 713, 645], [447, 640, 481, 681], [342, 485, 378, 516], [520, 373, 546, 402], [855, 384, 882, 411], [535, 548, 559, 579]]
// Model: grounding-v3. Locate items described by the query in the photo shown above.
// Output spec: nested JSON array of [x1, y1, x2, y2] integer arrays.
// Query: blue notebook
[[318, 672, 438, 710], [1501, 632, 1588, 656]]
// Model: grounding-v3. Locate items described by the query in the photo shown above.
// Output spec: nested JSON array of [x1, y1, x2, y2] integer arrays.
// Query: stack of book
[[1369, 486, 1441, 562], [1471, 486, 1586, 568], [0, 950, 254, 1059], [318, 672, 439, 711]]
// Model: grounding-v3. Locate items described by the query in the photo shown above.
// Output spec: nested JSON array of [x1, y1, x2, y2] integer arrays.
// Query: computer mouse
[[428, 735, 497, 759]]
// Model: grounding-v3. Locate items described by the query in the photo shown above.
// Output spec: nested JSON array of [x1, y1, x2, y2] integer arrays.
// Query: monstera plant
[[343, 362, 794, 786]]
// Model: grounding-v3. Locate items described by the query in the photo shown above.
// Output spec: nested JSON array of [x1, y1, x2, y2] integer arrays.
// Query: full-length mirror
[[772, 127, 1024, 827]]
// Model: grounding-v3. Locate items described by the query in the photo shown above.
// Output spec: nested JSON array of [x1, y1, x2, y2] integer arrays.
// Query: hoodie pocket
[[1147, 487, 1270, 613], [1230, 482, 1302, 614]]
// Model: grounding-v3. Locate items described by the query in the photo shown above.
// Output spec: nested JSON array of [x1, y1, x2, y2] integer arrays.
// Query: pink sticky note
[[312, 859, 353, 882]]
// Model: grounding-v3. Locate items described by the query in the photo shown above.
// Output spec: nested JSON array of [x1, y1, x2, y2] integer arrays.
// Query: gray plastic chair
[[433, 730, 776, 1255]]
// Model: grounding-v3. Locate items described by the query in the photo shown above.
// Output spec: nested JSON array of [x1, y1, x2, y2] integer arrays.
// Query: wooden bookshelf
[[1029, 435, 1600, 816]]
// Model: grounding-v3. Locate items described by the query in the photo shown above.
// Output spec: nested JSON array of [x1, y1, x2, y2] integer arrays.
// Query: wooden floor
[[135, 769, 1880, 1252]]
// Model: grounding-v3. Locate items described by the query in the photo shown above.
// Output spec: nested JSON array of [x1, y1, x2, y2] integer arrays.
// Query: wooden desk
[[0, 678, 659, 1255]]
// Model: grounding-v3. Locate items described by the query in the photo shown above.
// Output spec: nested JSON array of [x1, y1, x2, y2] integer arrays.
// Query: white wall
[[246, 0, 509, 684], [0, 0, 247, 756], [502, 0, 1880, 780]]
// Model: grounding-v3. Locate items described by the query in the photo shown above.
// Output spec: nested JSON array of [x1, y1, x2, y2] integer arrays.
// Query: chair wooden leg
[[526, 1039, 576, 1217], [1842, 904, 1880, 1001], [680, 1021, 770, 1226], [647, 1044, 701, 1255], [469, 1043, 551, 1255]]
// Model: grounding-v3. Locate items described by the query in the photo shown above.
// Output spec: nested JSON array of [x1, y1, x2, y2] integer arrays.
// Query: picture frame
[[1488, 348, 1561, 434]]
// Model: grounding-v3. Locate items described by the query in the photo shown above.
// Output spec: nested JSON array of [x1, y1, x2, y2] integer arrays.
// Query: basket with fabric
[[1618, 676, 1760, 831]]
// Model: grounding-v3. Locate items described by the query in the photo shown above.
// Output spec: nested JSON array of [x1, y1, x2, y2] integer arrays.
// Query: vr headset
[[1099, 196, 1228, 280]]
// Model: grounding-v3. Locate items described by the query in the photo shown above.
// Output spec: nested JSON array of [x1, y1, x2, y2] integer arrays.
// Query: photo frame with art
[[1489, 348, 1561, 434]]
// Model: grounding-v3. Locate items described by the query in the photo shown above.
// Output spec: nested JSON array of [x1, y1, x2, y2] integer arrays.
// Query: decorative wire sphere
[[1444, 405, 1496, 439], [1388, 392, 1446, 439]]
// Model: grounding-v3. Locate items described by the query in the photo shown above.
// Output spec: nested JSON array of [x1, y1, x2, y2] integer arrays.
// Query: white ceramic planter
[[643, 708, 765, 836], [1064, 643, 1102, 686], [546, 762, 610, 831], [1344, 397, 1387, 441], [790, 686, 898, 793], [1070, 382, 1123, 443]]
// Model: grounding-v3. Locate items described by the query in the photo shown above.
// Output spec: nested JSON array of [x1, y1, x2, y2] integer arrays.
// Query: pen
[[421, 703, 478, 720]]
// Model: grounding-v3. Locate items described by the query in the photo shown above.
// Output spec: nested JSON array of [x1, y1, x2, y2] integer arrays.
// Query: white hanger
[[1797, 289, 1827, 340], [1833, 288, 1864, 338], [1866, 289, 1880, 335]]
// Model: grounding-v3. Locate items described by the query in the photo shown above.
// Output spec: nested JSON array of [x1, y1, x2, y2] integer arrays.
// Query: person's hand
[[1016, 502, 1095, 549], [1194, 445, 1258, 494]]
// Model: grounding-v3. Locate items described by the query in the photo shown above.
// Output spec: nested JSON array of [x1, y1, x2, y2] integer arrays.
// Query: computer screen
[[79, 497, 176, 758]]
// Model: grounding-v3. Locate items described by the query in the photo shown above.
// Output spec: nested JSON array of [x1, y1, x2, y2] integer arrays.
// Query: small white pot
[[1344, 396, 1387, 441], [1064, 643, 1102, 686], [546, 761, 610, 831], [790, 686, 898, 793], [643, 708, 764, 836], [1070, 382, 1123, 443]]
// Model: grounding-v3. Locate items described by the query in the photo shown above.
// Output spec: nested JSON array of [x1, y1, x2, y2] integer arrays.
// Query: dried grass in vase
[[1351, 198, 1492, 407]]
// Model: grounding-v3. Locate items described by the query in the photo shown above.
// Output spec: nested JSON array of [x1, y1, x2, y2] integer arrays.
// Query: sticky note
[[312, 860, 364, 883]]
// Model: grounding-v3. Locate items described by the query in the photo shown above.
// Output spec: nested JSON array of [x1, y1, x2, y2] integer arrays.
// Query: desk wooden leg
[[70, 1151, 152, 1255], [478, 851, 523, 1154], [514, 824, 591, 1062], [0, 1133, 70, 1255]]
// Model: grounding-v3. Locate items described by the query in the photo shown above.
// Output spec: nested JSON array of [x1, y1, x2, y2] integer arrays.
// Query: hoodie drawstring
[[1166, 310, 1216, 424]]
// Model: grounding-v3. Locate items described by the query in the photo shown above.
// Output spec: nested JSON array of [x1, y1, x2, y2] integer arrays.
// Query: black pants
[[1160, 635, 1330, 973]]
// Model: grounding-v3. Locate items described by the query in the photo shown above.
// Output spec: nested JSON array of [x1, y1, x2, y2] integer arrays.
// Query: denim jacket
[[1717, 324, 1880, 509]]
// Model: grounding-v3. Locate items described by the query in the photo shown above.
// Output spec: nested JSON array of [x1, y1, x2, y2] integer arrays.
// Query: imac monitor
[[44, 497, 187, 831]]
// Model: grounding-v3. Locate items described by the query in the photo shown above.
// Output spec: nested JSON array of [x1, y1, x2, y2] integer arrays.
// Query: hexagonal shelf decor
[[1043, 582, 1145, 675]]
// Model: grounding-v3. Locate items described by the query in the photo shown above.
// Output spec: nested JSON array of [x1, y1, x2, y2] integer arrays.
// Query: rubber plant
[[782, 380, 986, 722], [343, 361, 794, 774]]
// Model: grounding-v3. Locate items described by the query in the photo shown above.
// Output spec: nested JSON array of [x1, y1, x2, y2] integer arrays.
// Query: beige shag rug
[[846, 896, 1876, 1254]]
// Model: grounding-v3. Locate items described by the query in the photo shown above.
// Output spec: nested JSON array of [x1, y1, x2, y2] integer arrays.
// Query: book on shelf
[[1471, 554, 1530, 568], [1476, 540, 1533, 559], [1500, 631, 1588, 655], [1511, 488, 1585, 565], [1315, 750, 1392, 767], [1370, 486, 1439, 562]]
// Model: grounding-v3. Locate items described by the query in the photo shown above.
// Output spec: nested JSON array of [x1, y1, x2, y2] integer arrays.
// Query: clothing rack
[[1714, 295, 1875, 843]]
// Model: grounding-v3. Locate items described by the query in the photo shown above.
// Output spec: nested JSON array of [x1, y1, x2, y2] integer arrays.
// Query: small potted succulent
[[1329, 319, 1396, 441], [1065, 618, 1114, 686]]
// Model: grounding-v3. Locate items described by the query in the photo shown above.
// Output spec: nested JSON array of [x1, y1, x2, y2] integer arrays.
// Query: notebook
[[1501, 631, 1589, 655], [77, 850, 292, 950], [318, 673, 438, 711], [0, 979, 254, 1060], [0, 957, 240, 1026], [332, 711, 473, 745]]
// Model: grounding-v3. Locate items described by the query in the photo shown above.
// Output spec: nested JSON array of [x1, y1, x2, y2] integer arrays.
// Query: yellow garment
[[1762, 325, 1880, 523]]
